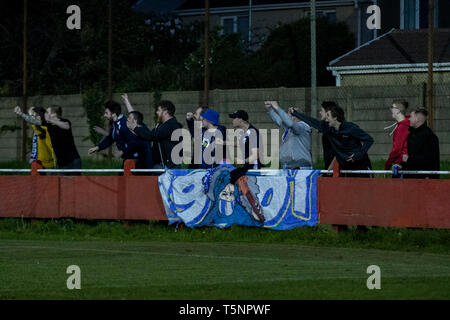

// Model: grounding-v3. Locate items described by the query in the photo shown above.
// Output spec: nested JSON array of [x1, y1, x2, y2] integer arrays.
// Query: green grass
[[1, 159, 449, 299], [0, 239, 449, 299], [1, 219, 450, 254], [0, 218, 450, 254], [0, 219, 449, 299]]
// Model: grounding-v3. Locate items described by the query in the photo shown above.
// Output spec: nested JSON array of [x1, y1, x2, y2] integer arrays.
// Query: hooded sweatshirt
[[268, 107, 312, 168], [384, 116, 410, 169]]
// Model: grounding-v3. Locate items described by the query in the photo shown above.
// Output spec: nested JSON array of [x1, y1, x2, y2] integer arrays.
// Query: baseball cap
[[229, 110, 248, 121]]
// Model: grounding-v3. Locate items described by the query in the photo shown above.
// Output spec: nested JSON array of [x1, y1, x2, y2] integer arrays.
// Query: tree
[[247, 17, 355, 88]]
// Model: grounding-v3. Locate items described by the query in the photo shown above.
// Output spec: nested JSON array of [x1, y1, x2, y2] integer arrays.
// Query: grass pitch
[[1, 238, 449, 299]]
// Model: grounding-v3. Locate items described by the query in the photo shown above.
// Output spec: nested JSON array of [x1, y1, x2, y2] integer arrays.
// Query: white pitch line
[[2, 239, 450, 259], [0, 245, 449, 270], [0, 245, 286, 263]]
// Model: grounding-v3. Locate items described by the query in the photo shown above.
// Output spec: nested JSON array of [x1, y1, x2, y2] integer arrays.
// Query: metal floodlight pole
[[21, 0, 28, 162], [203, 0, 210, 106], [310, 0, 318, 162], [427, 0, 434, 129], [108, 0, 112, 101], [248, 0, 252, 49], [107, 0, 113, 160]]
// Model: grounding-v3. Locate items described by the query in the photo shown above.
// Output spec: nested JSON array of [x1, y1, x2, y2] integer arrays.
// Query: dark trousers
[[58, 158, 82, 176], [340, 157, 373, 178]]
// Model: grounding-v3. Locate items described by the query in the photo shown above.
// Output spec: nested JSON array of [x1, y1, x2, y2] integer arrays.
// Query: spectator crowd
[[13, 97, 440, 178]]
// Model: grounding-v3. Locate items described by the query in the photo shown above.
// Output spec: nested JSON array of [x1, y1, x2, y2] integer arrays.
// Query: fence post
[[123, 159, 135, 176], [31, 160, 43, 176], [332, 160, 341, 178], [331, 160, 347, 232]]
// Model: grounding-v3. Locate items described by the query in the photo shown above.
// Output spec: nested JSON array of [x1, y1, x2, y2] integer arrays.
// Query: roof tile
[[331, 29, 450, 67]]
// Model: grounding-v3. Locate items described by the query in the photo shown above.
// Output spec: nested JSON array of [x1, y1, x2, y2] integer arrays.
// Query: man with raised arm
[[185, 106, 208, 168], [14, 106, 56, 169], [14, 105, 81, 175], [291, 102, 374, 177], [265, 101, 312, 169], [128, 100, 183, 169], [88, 100, 148, 171]]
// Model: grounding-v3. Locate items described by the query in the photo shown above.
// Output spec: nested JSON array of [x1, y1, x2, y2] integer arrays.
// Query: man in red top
[[384, 99, 410, 173]]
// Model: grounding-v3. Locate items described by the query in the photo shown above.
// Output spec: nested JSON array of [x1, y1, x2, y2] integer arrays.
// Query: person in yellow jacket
[[14, 106, 56, 168]]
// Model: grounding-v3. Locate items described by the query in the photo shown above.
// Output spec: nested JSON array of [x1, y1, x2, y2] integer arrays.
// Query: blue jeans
[[59, 158, 82, 176]]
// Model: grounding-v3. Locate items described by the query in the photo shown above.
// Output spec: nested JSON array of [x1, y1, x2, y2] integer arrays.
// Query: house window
[[221, 15, 249, 42], [305, 10, 337, 24], [401, 0, 439, 30], [402, 0, 417, 29], [222, 17, 235, 35], [323, 11, 337, 24]]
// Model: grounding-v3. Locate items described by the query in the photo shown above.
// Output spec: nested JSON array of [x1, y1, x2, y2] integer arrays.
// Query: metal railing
[[0, 169, 449, 175]]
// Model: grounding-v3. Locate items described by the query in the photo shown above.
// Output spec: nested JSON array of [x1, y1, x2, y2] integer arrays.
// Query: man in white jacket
[[265, 101, 312, 169]]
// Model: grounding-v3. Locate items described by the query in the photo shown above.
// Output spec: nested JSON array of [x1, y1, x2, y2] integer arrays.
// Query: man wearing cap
[[197, 109, 227, 169], [229, 110, 263, 169]]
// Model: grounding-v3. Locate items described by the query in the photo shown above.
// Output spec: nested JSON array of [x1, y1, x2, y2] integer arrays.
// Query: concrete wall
[[1, 84, 449, 165]]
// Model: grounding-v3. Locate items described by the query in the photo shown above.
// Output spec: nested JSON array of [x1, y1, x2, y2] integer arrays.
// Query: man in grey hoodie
[[265, 101, 312, 169]]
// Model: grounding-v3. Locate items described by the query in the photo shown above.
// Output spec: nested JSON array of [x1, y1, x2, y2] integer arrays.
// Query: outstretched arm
[[264, 101, 283, 128], [291, 110, 326, 132], [46, 117, 70, 130], [281, 107, 311, 135], [94, 126, 109, 137], [14, 106, 42, 125], [121, 93, 135, 113], [134, 125, 157, 141]]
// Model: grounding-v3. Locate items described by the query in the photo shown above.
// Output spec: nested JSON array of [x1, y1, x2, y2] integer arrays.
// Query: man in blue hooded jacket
[[88, 100, 148, 169]]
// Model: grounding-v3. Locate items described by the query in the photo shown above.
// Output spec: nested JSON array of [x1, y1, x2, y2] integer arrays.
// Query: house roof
[[132, 0, 186, 14], [176, 0, 352, 11], [329, 29, 450, 68]]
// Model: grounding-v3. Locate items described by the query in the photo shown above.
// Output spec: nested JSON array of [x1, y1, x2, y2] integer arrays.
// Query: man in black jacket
[[186, 105, 208, 168], [292, 103, 374, 177], [401, 108, 440, 179], [132, 100, 183, 169], [320, 102, 336, 170]]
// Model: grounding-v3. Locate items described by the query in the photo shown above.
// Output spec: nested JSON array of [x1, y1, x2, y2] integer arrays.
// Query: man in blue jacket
[[88, 100, 148, 170]]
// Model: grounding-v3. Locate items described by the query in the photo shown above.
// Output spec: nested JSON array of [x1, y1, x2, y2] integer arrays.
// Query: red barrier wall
[[317, 177, 450, 229], [0, 176, 167, 221], [1, 173, 450, 229]]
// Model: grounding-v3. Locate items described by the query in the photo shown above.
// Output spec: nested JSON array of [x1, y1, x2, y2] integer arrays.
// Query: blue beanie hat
[[201, 109, 220, 126]]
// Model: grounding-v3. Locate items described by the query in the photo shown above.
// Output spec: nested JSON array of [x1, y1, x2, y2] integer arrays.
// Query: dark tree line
[[0, 0, 355, 97]]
